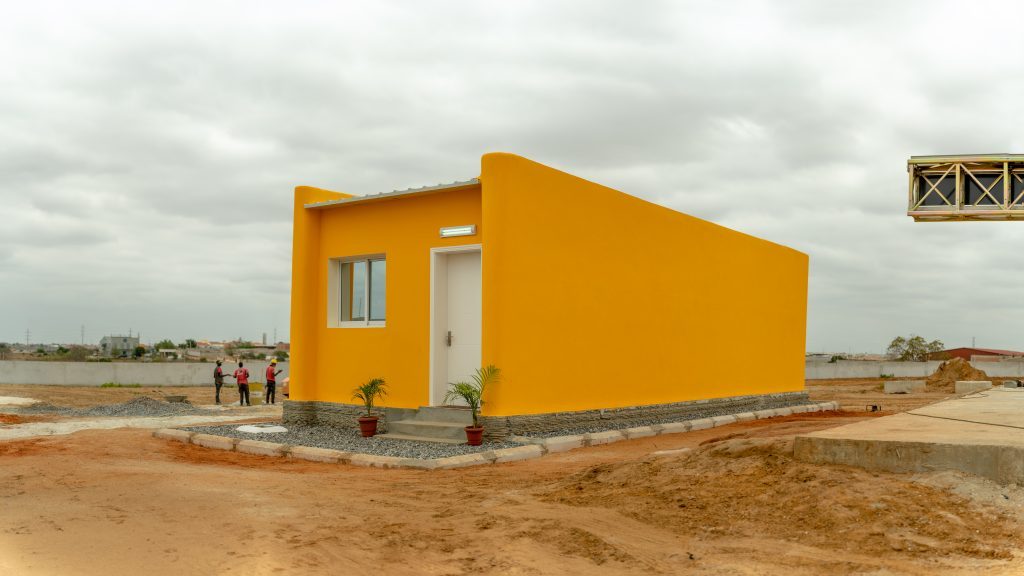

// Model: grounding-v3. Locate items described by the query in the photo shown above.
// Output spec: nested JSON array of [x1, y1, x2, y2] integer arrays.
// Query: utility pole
[[972, 336, 976, 347], [25, 329, 30, 346], [81, 325, 85, 346]]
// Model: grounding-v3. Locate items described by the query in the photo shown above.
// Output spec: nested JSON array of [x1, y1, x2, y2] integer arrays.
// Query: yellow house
[[287, 153, 809, 439]]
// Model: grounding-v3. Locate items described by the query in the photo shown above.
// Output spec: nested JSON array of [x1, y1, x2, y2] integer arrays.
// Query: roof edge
[[304, 179, 480, 209]]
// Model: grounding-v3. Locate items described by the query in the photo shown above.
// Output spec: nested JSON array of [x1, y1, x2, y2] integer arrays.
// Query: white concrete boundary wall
[[806, 358, 1024, 380], [0, 361, 289, 386]]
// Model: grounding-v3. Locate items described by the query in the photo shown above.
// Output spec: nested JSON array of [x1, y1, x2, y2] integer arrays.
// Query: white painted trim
[[429, 244, 482, 406]]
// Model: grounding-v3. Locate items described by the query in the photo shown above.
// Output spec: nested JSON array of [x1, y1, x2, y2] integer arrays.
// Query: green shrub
[[100, 382, 142, 388], [352, 378, 387, 417], [445, 365, 500, 428]]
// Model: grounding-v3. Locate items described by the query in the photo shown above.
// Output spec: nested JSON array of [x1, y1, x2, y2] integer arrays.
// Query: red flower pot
[[358, 416, 379, 437], [464, 426, 484, 446]]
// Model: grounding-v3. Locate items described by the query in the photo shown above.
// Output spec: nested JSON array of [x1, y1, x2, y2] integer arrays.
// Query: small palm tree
[[352, 378, 387, 417], [444, 365, 500, 428]]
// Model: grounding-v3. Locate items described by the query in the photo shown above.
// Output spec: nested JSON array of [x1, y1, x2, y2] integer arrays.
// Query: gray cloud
[[5, 0, 1024, 352]]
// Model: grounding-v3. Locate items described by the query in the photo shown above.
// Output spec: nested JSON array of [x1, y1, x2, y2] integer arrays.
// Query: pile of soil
[[539, 437, 1015, 560], [926, 358, 990, 392]]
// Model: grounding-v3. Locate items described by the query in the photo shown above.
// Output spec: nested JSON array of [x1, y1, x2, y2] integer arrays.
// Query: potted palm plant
[[352, 377, 387, 437], [444, 365, 500, 446]]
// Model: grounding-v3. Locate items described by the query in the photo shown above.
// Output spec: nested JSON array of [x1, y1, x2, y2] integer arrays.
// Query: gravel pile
[[184, 423, 523, 459], [81, 397, 209, 417], [8, 402, 78, 416], [9, 397, 211, 418]]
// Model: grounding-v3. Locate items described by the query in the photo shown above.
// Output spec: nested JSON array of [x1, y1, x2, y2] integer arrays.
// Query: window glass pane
[[369, 259, 386, 321], [341, 261, 367, 321]]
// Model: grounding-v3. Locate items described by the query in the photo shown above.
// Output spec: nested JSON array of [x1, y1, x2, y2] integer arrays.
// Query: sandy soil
[[0, 384, 259, 408], [2, 408, 1022, 575], [806, 378, 953, 413]]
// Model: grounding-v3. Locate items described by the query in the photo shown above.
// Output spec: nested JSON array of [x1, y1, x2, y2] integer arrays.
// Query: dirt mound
[[926, 358, 989, 392], [538, 437, 1014, 561]]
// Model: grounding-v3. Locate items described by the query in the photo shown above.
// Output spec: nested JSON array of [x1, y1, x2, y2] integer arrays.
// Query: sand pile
[[925, 358, 989, 392], [539, 437, 1014, 560]]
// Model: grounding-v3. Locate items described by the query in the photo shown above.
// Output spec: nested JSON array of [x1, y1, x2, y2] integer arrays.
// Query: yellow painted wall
[[290, 186, 348, 402], [480, 153, 808, 416], [291, 154, 807, 416], [302, 186, 483, 407]]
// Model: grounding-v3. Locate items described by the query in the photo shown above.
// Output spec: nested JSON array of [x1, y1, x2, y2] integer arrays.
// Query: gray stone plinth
[[955, 381, 992, 394], [884, 380, 926, 394]]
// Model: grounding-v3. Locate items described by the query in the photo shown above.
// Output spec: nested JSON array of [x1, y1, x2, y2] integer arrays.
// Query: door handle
[[446, 331, 452, 347]]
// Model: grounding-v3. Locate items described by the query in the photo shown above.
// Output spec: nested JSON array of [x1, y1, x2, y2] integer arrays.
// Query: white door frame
[[428, 244, 482, 406]]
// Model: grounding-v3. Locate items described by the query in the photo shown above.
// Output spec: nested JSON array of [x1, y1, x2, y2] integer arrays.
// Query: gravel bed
[[183, 422, 523, 459], [525, 402, 817, 437], [7, 397, 212, 418]]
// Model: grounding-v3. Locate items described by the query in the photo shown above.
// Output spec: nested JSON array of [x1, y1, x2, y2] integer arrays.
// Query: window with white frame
[[338, 257, 386, 326]]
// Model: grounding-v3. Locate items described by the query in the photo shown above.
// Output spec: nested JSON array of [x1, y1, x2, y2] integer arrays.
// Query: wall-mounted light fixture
[[439, 224, 476, 238]]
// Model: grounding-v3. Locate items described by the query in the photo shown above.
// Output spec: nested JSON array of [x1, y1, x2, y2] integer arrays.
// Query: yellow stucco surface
[[292, 185, 483, 407], [480, 154, 807, 415], [290, 154, 808, 416]]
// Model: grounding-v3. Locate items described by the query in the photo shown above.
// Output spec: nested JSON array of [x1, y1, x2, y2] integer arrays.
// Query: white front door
[[430, 248, 481, 405], [445, 251, 482, 394]]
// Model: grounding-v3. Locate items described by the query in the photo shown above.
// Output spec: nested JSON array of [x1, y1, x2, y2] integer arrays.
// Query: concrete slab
[[884, 380, 926, 394], [955, 380, 992, 394], [586, 430, 625, 445], [656, 421, 691, 434], [236, 439, 287, 457], [794, 388, 1024, 484], [192, 433, 237, 451], [492, 445, 543, 464], [624, 426, 657, 439], [0, 396, 39, 406], [152, 428, 194, 443], [349, 453, 404, 468], [542, 435, 585, 453], [434, 453, 491, 469], [688, 418, 714, 431], [288, 446, 349, 463]]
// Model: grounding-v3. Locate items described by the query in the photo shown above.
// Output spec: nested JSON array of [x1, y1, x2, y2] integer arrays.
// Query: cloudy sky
[[5, 0, 1024, 353]]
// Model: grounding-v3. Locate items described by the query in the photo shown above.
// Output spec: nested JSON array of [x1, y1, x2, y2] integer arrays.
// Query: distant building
[[99, 335, 139, 357], [927, 347, 1024, 361]]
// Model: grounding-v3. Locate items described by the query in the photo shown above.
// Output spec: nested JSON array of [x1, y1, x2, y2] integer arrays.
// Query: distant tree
[[274, 350, 289, 362], [887, 335, 944, 362], [154, 339, 176, 350], [185, 339, 197, 349], [0, 343, 9, 360], [133, 346, 146, 359], [35, 347, 46, 356], [65, 346, 89, 361]]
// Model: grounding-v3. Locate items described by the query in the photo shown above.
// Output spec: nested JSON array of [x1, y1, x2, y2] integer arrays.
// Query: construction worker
[[265, 358, 283, 405], [213, 360, 232, 404], [234, 361, 251, 406]]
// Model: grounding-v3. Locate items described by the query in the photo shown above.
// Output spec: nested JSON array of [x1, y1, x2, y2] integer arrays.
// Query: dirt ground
[[1, 381, 1023, 575], [0, 384, 249, 407], [806, 377, 953, 413]]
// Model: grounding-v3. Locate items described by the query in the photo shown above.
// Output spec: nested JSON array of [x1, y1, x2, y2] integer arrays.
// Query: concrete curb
[[152, 401, 838, 470]]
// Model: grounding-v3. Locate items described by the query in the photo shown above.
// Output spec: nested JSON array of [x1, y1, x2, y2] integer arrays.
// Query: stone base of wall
[[284, 391, 811, 441], [479, 391, 810, 440], [283, 400, 387, 433]]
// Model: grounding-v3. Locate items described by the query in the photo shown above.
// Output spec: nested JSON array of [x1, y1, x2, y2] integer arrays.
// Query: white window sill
[[335, 321, 386, 329]]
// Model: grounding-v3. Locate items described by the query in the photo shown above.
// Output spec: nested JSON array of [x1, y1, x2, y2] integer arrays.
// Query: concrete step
[[377, 432, 465, 445], [413, 406, 473, 424], [387, 419, 469, 441]]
